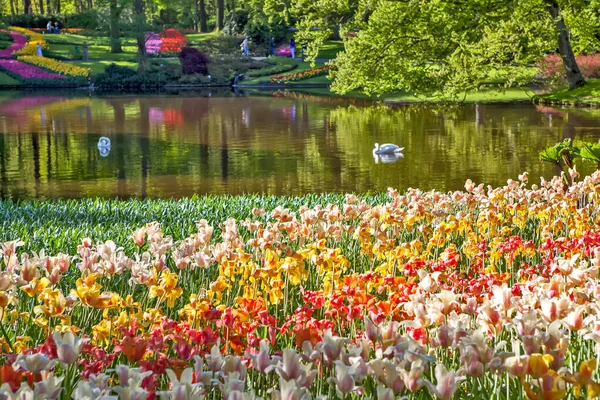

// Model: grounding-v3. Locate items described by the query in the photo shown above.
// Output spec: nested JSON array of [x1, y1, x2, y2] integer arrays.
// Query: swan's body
[[374, 152, 404, 164], [98, 137, 111, 148], [373, 143, 404, 155]]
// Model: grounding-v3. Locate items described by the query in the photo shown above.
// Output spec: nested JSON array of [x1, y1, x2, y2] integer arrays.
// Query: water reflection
[[0, 91, 599, 199]]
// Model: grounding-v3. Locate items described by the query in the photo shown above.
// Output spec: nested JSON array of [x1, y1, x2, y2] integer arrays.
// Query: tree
[[135, 0, 149, 73], [109, 0, 123, 53], [294, 0, 600, 96], [198, 0, 207, 32], [216, 0, 224, 30]]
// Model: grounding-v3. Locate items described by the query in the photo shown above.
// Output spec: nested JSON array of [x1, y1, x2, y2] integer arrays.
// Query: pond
[[0, 90, 599, 199]]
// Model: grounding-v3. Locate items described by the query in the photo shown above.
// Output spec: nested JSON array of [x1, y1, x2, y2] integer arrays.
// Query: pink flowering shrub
[[0, 32, 27, 58], [538, 53, 600, 79], [276, 45, 291, 57], [145, 32, 161, 54]]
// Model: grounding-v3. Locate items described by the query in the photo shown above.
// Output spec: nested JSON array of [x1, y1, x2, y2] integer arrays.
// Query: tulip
[[53, 331, 89, 364], [15, 353, 57, 374], [423, 364, 464, 400]]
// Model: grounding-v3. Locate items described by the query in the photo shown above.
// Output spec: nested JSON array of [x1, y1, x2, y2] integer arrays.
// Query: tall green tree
[[294, 0, 600, 96]]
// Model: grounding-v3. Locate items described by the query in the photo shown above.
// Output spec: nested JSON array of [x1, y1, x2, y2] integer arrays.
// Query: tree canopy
[[293, 0, 600, 96]]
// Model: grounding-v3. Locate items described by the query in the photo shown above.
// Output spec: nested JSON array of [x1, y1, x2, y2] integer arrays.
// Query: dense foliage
[[179, 47, 209, 75]]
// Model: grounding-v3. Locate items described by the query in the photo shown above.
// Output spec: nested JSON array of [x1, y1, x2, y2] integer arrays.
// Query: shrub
[[160, 28, 187, 54], [4, 14, 62, 28], [223, 10, 249, 36], [245, 61, 298, 78], [179, 47, 209, 75], [537, 53, 600, 79], [63, 10, 100, 30], [94, 63, 180, 90]]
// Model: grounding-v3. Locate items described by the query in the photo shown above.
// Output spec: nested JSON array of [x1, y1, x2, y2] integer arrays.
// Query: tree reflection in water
[[0, 92, 598, 199]]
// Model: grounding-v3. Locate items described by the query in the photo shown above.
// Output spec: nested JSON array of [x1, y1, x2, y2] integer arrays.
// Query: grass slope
[[535, 79, 600, 105], [0, 71, 21, 86]]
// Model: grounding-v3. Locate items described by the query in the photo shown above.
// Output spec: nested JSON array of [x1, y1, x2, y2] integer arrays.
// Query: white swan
[[98, 137, 111, 148], [374, 152, 404, 164], [373, 143, 404, 155], [98, 137, 111, 157]]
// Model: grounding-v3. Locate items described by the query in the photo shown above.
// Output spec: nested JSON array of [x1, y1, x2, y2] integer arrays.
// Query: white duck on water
[[373, 143, 404, 155]]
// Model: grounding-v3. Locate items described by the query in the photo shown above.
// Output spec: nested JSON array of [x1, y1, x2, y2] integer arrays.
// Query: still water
[[0, 90, 599, 199]]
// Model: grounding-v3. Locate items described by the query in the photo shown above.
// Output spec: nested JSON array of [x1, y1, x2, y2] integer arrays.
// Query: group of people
[[240, 37, 297, 58], [46, 21, 60, 34]]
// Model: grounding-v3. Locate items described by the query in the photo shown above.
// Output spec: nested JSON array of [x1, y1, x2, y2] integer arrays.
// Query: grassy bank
[[0, 193, 385, 254], [534, 79, 600, 105]]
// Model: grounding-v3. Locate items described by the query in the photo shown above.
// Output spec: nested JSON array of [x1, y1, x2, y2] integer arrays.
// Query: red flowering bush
[[160, 28, 187, 54], [537, 53, 600, 79]]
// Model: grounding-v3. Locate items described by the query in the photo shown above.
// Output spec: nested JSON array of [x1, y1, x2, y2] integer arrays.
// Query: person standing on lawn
[[289, 38, 296, 59], [269, 37, 275, 56]]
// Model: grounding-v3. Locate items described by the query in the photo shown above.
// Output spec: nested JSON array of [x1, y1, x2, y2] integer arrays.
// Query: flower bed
[[18, 55, 90, 77], [269, 65, 331, 83], [2, 171, 600, 398], [0, 31, 27, 58], [145, 32, 161, 54], [0, 59, 65, 80], [10, 26, 47, 57]]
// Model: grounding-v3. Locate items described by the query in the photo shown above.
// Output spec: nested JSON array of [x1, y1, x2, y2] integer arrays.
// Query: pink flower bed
[[145, 32, 161, 54], [0, 59, 65, 79], [0, 32, 27, 59]]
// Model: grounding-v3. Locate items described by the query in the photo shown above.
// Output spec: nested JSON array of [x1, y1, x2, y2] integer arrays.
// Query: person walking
[[289, 38, 296, 59], [269, 37, 275, 56], [241, 38, 250, 56]]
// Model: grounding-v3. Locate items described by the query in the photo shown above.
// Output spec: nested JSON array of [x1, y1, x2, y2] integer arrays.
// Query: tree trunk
[[45, 0, 51, 14], [23, 0, 31, 14], [38, 0, 44, 15], [135, 0, 149, 73], [55, 0, 60, 14], [548, 1, 585, 89], [109, 0, 123, 53], [199, 0, 207, 32], [216, 0, 224, 30], [10, 0, 16, 14]]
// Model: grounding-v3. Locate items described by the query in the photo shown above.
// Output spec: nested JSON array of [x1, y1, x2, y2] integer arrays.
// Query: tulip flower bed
[[4, 171, 600, 399], [270, 66, 332, 83], [0, 32, 27, 58], [10, 27, 47, 57], [17, 55, 91, 78]]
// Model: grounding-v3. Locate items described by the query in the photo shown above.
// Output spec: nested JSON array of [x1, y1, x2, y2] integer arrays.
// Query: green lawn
[[71, 59, 181, 76], [383, 86, 535, 104], [534, 79, 600, 105], [317, 40, 344, 60], [0, 71, 21, 86]]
